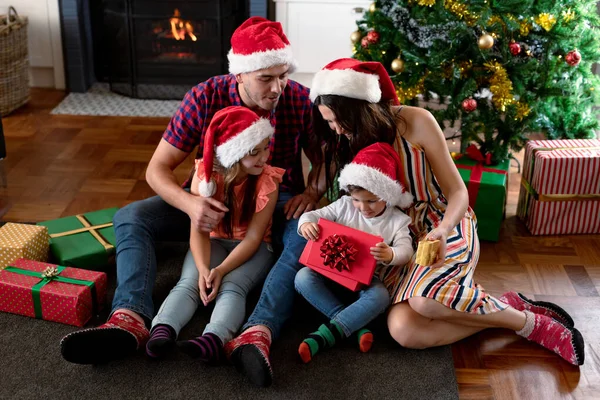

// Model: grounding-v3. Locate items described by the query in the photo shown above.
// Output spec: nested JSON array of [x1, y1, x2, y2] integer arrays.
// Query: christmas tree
[[353, 0, 600, 163]]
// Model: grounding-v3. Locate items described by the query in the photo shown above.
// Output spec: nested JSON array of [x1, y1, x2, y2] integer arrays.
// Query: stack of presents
[[0, 139, 599, 324]]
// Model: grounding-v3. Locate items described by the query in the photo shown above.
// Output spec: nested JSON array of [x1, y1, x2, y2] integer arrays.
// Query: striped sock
[[298, 320, 345, 363], [177, 332, 223, 364], [357, 328, 374, 353], [146, 324, 176, 358]]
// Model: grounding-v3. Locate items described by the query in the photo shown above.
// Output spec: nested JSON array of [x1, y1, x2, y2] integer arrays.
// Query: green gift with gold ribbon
[[0, 258, 107, 326], [37, 207, 118, 270]]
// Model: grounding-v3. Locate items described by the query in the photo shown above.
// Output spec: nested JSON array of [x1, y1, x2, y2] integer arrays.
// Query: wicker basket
[[0, 7, 29, 116]]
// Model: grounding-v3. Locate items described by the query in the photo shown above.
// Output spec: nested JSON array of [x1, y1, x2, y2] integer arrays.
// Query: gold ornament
[[350, 30, 362, 44], [535, 13, 556, 32], [369, 2, 376, 13], [484, 61, 515, 112], [391, 58, 405, 73], [562, 9, 575, 23], [478, 33, 494, 50]]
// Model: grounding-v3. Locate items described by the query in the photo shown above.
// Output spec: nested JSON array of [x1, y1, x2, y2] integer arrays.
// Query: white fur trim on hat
[[216, 118, 274, 168], [310, 68, 382, 102], [228, 45, 298, 74], [338, 163, 413, 208], [199, 179, 217, 198]]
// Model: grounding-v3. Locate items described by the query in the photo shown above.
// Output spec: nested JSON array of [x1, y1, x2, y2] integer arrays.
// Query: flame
[[169, 9, 197, 41]]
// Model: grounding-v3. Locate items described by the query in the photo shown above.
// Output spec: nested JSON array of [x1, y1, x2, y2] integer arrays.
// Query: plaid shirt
[[163, 74, 312, 194]]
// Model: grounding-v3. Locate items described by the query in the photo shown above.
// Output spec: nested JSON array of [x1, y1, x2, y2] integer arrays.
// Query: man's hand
[[300, 222, 320, 241], [370, 242, 393, 264], [188, 196, 229, 233], [283, 191, 319, 220]]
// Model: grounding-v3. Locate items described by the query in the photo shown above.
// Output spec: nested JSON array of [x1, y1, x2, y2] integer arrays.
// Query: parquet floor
[[1, 89, 599, 399]]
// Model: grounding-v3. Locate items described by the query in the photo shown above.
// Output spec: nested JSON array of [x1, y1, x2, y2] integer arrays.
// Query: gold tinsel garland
[[519, 20, 531, 36], [514, 101, 531, 121], [396, 74, 428, 104], [535, 13, 556, 32], [459, 60, 473, 78], [409, 0, 436, 6], [562, 9, 575, 23], [484, 61, 514, 112], [444, 0, 479, 26]]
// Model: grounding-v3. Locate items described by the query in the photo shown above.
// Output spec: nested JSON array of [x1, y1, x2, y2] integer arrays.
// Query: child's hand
[[300, 222, 320, 241], [198, 267, 211, 306], [205, 268, 224, 303], [370, 242, 393, 264]]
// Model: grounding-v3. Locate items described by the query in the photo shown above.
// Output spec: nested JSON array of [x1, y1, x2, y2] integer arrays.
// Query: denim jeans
[[294, 267, 390, 337], [152, 239, 273, 343], [112, 194, 191, 321], [242, 191, 308, 339]]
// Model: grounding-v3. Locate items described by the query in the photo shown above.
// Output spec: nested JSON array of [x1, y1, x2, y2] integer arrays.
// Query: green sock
[[299, 320, 345, 363]]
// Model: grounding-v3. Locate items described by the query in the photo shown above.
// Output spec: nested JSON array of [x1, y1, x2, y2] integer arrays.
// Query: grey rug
[[0, 242, 458, 400], [50, 84, 181, 117]]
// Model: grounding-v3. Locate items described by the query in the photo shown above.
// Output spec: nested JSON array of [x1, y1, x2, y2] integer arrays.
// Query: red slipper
[[517, 310, 584, 366], [224, 330, 273, 387], [60, 311, 149, 364], [500, 292, 574, 327]]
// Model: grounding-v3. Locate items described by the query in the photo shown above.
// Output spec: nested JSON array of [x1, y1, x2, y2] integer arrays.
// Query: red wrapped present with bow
[[453, 145, 510, 242], [299, 219, 383, 291], [0, 258, 107, 326], [517, 139, 600, 235]]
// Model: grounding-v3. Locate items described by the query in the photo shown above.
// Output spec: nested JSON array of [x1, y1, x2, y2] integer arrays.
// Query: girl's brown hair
[[308, 95, 405, 198], [219, 163, 258, 238]]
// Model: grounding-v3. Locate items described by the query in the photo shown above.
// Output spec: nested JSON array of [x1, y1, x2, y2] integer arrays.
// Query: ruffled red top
[[195, 160, 284, 242]]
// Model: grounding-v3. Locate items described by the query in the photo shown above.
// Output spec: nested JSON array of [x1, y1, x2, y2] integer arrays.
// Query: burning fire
[[169, 9, 197, 41]]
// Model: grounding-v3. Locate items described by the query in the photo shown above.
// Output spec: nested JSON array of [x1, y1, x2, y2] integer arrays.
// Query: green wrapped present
[[453, 149, 509, 242], [37, 208, 119, 270]]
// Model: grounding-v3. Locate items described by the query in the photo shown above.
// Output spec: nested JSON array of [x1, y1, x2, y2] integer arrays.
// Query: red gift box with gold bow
[[299, 219, 383, 291]]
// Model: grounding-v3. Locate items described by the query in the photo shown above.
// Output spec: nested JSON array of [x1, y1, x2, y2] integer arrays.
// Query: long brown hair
[[219, 163, 258, 238], [309, 95, 405, 198]]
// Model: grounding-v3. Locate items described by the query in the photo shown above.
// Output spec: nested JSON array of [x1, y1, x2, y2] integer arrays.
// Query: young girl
[[295, 142, 414, 363], [145, 106, 284, 363], [308, 58, 584, 366]]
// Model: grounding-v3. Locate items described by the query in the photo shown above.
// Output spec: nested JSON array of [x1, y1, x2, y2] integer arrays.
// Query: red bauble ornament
[[565, 50, 581, 66], [366, 30, 380, 44], [462, 98, 477, 113], [509, 41, 521, 56], [361, 37, 370, 48]]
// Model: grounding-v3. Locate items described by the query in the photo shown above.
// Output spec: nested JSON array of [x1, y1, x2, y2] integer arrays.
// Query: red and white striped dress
[[378, 135, 507, 314]]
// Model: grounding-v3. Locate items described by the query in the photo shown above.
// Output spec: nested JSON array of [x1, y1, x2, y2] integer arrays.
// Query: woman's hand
[[300, 222, 320, 241], [198, 267, 211, 306], [205, 268, 224, 303], [425, 227, 449, 269], [370, 242, 393, 264]]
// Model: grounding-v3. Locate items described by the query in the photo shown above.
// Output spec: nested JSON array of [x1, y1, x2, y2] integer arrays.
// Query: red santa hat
[[228, 17, 298, 75], [310, 58, 400, 105], [199, 106, 274, 197], [338, 142, 413, 208]]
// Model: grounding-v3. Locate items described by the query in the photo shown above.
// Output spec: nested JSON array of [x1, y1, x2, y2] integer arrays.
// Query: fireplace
[[59, 0, 266, 99], [101, 0, 245, 99]]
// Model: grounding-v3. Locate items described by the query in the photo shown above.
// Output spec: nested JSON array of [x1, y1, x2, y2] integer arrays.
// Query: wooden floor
[[1, 89, 599, 399]]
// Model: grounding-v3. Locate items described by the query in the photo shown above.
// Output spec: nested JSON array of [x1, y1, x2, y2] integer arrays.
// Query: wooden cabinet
[[274, 0, 371, 73]]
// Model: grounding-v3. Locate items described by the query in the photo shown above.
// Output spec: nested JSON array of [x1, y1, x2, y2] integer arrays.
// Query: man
[[60, 17, 324, 369]]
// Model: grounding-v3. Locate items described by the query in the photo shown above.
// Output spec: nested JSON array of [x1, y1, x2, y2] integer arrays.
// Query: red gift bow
[[455, 145, 507, 208], [319, 234, 358, 272]]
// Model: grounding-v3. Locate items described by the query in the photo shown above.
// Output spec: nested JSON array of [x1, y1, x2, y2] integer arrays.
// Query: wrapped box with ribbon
[[517, 139, 600, 235], [453, 145, 510, 242], [0, 223, 49, 269], [0, 258, 107, 326], [37, 207, 118, 270], [299, 218, 383, 291]]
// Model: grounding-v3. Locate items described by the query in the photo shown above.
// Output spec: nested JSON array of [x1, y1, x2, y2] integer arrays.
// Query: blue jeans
[[152, 240, 273, 343], [112, 194, 191, 321], [294, 267, 390, 337], [242, 192, 307, 339]]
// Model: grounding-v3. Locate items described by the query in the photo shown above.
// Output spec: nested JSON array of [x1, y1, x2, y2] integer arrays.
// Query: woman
[[308, 58, 584, 366]]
